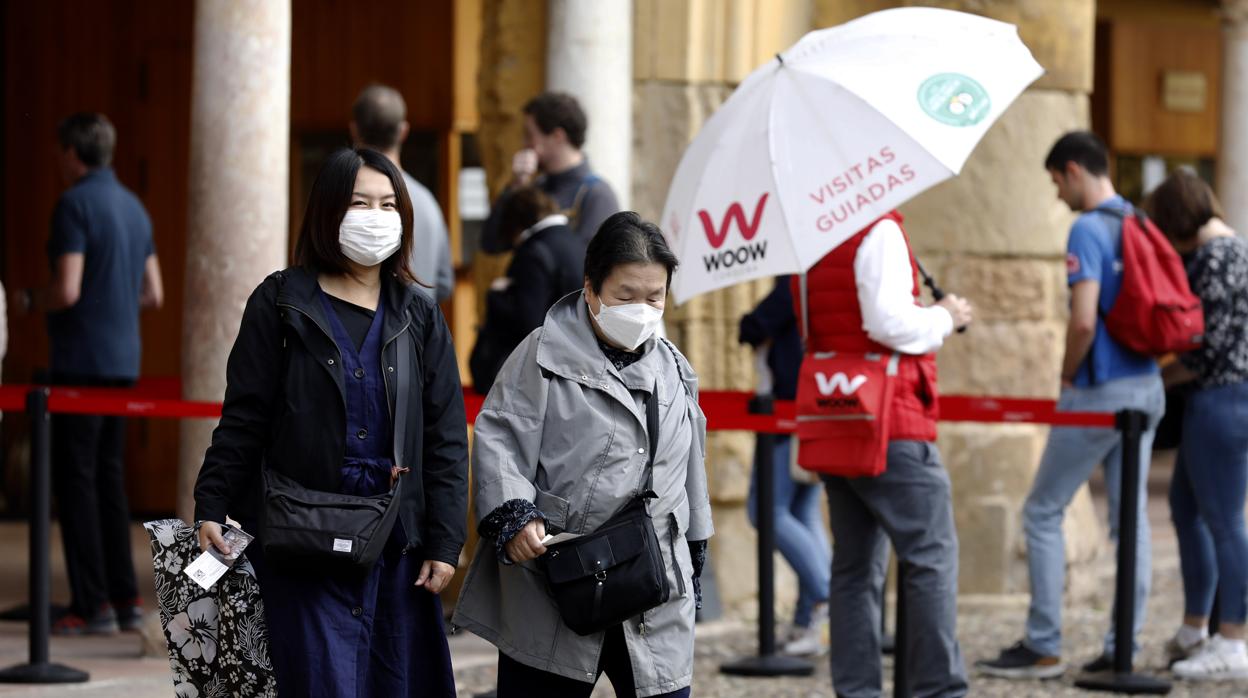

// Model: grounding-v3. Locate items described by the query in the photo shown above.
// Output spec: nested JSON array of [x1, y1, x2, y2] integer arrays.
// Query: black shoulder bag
[[260, 319, 412, 572], [540, 389, 669, 635]]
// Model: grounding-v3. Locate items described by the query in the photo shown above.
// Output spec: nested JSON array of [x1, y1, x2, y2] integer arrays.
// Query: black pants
[[50, 375, 138, 617], [496, 625, 692, 698]]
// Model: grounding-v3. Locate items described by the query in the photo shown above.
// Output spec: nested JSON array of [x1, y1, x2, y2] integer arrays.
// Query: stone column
[[176, 0, 291, 521], [1219, 0, 1248, 235], [632, 0, 813, 612], [547, 0, 633, 208]]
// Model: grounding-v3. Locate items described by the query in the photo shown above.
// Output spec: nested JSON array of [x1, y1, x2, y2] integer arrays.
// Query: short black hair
[[294, 148, 416, 283], [352, 84, 406, 150], [57, 112, 116, 168], [523, 92, 587, 149], [584, 212, 679, 293], [1044, 131, 1109, 176]]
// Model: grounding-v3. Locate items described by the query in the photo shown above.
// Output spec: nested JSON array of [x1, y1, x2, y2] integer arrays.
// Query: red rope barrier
[[0, 383, 1116, 430]]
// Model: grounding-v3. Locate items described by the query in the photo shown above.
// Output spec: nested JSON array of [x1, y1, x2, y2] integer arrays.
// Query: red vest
[[792, 212, 939, 442]]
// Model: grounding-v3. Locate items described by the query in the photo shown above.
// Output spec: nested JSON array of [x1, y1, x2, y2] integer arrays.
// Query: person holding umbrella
[[658, 8, 1042, 694], [793, 211, 973, 696]]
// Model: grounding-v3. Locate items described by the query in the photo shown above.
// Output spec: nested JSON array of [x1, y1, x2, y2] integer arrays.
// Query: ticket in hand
[[540, 532, 581, 546], [183, 525, 254, 590]]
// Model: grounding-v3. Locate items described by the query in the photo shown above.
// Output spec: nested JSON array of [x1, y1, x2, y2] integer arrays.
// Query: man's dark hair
[[352, 84, 407, 151], [1144, 169, 1225, 243], [57, 112, 116, 168], [1044, 131, 1109, 176], [500, 186, 559, 247], [523, 92, 588, 149], [294, 148, 415, 283], [584, 212, 679, 293]]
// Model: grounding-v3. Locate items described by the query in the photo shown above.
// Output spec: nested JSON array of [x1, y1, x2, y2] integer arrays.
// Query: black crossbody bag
[[260, 320, 412, 572], [540, 390, 670, 635]]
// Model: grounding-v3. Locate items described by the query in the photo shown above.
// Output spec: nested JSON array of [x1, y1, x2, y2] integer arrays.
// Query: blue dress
[[251, 290, 456, 697]]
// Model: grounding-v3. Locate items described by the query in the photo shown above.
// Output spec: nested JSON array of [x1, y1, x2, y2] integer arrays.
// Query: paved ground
[[1, 456, 1246, 696]]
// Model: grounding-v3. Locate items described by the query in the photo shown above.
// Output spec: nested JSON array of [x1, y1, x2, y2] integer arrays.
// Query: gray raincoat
[[453, 292, 713, 696]]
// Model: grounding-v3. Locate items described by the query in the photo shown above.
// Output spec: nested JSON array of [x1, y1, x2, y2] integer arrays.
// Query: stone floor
[[1, 468, 1246, 697]]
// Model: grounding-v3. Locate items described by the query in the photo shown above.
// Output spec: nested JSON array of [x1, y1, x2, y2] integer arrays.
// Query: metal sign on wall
[[1161, 70, 1208, 113]]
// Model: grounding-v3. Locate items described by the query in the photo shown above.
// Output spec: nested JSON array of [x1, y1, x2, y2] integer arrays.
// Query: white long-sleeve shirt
[[853, 218, 953, 355]]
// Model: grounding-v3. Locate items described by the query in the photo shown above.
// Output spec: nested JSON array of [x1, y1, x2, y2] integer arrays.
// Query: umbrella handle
[[917, 261, 968, 334]]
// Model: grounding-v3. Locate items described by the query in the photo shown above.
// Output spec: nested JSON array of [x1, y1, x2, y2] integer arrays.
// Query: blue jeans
[[1023, 373, 1164, 658], [747, 437, 832, 627], [1169, 380, 1248, 625]]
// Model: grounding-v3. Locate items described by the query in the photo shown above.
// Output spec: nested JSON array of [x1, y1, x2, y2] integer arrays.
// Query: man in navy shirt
[[979, 132, 1164, 679], [17, 113, 164, 634]]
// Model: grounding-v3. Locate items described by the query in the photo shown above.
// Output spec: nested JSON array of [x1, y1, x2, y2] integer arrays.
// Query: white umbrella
[[660, 7, 1044, 304]]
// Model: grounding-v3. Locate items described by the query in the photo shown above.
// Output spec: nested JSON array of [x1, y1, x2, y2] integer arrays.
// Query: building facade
[[2, 0, 1245, 611]]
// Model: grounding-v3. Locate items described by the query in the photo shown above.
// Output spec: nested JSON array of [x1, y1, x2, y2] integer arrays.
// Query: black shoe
[[113, 598, 144, 632], [975, 641, 1066, 680], [51, 605, 119, 636], [1081, 653, 1114, 674]]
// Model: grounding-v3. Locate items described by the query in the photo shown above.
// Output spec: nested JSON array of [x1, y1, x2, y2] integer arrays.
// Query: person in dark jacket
[[193, 148, 468, 697], [470, 186, 584, 393], [739, 276, 831, 656], [1147, 170, 1248, 679], [479, 91, 619, 253]]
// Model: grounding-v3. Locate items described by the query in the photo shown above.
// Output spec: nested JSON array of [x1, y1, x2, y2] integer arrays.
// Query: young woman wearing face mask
[[453, 212, 713, 698], [192, 148, 468, 696]]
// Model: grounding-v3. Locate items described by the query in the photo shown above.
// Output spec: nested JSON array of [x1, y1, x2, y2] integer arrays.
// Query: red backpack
[[1100, 207, 1203, 355]]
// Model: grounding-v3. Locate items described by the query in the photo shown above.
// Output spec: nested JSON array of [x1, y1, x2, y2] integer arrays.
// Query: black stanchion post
[[721, 395, 814, 677], [1208, 592, 1220, 640], [0, 389, 89, 684], [893, 562, 910, 698], [1074, 409, 1170, 695]]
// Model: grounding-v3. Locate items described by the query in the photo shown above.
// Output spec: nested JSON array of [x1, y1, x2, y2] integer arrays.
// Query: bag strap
[[393, 315, 413, 472], [564, 174, 599, 228], [641, 382, 659, 497]]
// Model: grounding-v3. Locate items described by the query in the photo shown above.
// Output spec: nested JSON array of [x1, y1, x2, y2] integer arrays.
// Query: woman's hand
[[197, 521, 231, 555], [504, 519, 547, 563], [415, 560, 456, 594]]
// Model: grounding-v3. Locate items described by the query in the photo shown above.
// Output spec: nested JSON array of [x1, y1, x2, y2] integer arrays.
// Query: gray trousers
[[823, 440, 968, 698]]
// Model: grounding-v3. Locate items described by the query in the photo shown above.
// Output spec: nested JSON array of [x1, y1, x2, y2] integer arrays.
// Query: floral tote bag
[[145, 519, 277, 697]]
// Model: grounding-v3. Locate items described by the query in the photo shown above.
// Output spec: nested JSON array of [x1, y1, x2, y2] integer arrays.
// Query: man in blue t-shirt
[[15, 113, 164, 635], [979, 132, 1164, 679]]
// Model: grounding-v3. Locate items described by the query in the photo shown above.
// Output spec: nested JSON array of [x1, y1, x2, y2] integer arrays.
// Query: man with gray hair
[[350, 84, 454, 302]]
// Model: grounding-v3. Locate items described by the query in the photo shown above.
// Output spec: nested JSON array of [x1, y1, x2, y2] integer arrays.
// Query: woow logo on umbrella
[[698, 193, 770, 273]]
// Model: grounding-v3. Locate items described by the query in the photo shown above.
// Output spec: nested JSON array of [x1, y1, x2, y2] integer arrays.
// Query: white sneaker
[[783, 604, 829, 657], [1165, 625, 1208, 664], [1172, 635, 1248, 681]]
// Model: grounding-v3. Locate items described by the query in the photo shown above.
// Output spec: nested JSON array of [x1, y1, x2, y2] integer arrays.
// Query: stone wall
[[474, 0, 1105, 614]]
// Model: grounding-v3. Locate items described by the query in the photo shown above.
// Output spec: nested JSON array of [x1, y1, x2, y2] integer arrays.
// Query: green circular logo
[[917, 73, 991, 127]]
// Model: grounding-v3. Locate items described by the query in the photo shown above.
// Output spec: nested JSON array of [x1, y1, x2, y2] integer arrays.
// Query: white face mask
[[591, 297, 664, 351], [339, 209, 402, 267]]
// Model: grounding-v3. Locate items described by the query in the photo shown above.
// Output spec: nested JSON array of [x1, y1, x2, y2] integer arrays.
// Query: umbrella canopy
[[660, 7, 1044, 304]]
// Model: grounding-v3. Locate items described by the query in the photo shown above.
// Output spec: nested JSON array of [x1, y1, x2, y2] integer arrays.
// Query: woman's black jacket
[[489, 222, 584, 344], [193, 267, 469, 566]]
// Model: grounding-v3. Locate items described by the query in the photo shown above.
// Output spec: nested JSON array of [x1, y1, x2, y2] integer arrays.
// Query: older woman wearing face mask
[[193, 148, 468, 697], [453, 212, 713, 698]]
